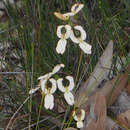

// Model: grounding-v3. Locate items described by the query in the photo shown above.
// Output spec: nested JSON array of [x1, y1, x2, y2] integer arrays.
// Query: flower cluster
[[54, 3, 84, 21], [54, 4, 88, 128], [29, 3, 89, 129], [54, 3, 92, 54], [29, 64, 75, 110]]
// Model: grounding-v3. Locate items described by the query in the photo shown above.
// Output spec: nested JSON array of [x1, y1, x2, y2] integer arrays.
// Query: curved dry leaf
[[86, 40, 113, 93], [75, 40, 113, 107], [117, 110, 130, 128], [85, 92, 106, 130]]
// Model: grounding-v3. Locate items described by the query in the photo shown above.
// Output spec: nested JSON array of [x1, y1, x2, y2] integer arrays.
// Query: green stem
[[35, 93, 44, 130], [28, 42, 34, 129], [75, 51, 83, 83], [64, 52, 83, 128]]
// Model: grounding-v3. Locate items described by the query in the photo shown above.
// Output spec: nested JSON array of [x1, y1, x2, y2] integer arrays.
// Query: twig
[[0, 72, 38, 74], [22, 117, 50, 130], [5, 96, 30, 130]]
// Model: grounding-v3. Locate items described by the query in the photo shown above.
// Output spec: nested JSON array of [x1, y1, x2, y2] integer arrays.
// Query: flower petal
[[52, 64, 64, 74], [49, 78, 57, 94], [73, 111, 78, 121], [66, 76, 74, 91], [57, 25, 64, 38], [57, 25, 71, 39], [56, 39, 67, 54], [70, 30, 79, 43], [40, 79, 47, 92], [80, 109, 85, 120], [38, 72, 53, 80], [64, 25, 71, 39], [64, 12, 74, 17], [77, 121, 84, 128], [50, 102, 54, 110], [71, 3, 84, 14], [79, 41, 92, 54], [54, 12, 69, 21], [74, 26, 86, 40], [64, 92, 74, 105], [44, 94, 54, 109], [29, 87, 40, 94], [44, 88, 48, 94], [57, 78, 65, 92]]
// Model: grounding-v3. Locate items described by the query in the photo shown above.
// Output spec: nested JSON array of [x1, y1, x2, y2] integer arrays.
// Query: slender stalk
[[75, 51, 83, 83], [6, 97, 30, 130], [35, 93, 44, 130], [64, 52, 83, 128], [29, 42, 34, 130]]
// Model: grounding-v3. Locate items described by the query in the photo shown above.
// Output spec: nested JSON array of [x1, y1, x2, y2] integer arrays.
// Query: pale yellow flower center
[[61, 34, 65, 40], [78, 37, 83, 43], [78, 117, 82, 122], [65, 87, 69, 93], [47, 88, 51, 95]]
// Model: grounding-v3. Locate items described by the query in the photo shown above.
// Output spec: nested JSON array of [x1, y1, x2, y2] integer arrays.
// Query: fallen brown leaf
[[77, 64, 130, 110], [85, 92, 106, 130], [117, 110, 130, 128], [106, 117, 119, 130], [75, 40, 113, 107], [104, 64, 130, 106], [126, 82, 130, 95]]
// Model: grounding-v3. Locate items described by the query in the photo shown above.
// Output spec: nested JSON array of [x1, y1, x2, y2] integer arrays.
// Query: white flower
[[38, 64, 64, 92], [73, 109, 85, 128], [62, 3, 84, 17], [71, 3, 84, 15], [57, 76, 75, 105], [29, 87, 40, 94], [52, 64, 65, 74], [43, 78, 57, 110], [56, 25, 71, 54], [38, 64, 64, 80], [54, 3, 84, 20], [70, 25, 92, 54]]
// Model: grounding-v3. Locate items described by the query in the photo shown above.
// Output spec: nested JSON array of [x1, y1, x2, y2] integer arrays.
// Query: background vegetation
[[0, 0, 129, 129]]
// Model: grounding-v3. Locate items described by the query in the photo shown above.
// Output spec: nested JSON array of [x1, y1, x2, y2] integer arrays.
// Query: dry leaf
[[86, 40, 113, 92], [84, 92, 106, 130], [55, 98, 65, 113], [106, 117, 119, 130], [100, 71, 128, 106], [103, 64, 129, 106], [127, 83, 130, 95], [117, 110, 130, 128], [75, 40, 113, 107]]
